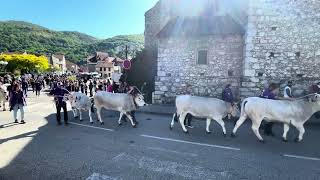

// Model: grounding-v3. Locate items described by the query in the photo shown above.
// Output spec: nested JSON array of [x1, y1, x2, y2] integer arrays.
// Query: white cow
[[68, 92, 93, 123], [170, 95, 239, 135], [94, 91, 147, 127], [0, 84, 8, 111], [232, 94, 320, 142]]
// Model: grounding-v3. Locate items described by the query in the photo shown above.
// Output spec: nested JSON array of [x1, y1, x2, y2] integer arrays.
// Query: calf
[[68, 92, 93, 123], [170, 95, 239, 135], [94, 91, 147, 127], [232, 94, 320, 142]]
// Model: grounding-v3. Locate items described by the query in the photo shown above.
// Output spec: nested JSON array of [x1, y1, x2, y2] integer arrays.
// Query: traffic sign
[[123, 59, 131, 70]]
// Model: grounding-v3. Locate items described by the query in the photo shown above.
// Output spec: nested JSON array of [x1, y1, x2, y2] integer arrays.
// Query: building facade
[[95, 57, 123, 79], [145, 0, 320, 104], [49, 54, 67, 74], [87, 52, 123, 78]]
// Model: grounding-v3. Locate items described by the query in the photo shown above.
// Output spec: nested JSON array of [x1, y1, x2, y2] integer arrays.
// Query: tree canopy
[[0, 54, 49, 73], [0, 21, 144, 63]]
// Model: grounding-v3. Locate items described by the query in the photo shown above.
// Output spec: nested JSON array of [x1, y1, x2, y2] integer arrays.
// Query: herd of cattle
[[66, 90, 320, 143], [1, 84, 320, 143]]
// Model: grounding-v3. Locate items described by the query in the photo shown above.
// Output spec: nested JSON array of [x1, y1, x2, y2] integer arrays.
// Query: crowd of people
[[1, 71, 320, 136], [0, 73, 139, 126]]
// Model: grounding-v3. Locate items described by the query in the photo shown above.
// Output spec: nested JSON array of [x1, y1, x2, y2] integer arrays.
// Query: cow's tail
[[240, 99, 249, 118], [90, 97, 95, 113]]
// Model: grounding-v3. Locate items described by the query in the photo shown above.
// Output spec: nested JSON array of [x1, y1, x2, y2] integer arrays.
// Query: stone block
[[244, 69, 256, 76], [242, 82, 256, 87]]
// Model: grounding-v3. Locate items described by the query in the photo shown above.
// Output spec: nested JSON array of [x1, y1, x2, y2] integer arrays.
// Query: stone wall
[[241, 0, 320, 97], [154, 35, 244, 104]]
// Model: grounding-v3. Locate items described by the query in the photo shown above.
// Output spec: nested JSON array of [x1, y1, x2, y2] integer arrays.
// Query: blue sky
[[0, 0, 158, 39]]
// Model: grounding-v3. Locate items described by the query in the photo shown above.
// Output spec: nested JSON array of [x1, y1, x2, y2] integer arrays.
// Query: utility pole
[[124, 45, 128, 82]]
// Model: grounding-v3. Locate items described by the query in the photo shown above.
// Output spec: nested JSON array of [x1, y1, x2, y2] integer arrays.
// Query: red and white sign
[[123, 59, 131, 70]]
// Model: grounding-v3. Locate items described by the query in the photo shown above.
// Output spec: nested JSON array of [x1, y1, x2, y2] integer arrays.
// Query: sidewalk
[[137, 104, 175, 115]]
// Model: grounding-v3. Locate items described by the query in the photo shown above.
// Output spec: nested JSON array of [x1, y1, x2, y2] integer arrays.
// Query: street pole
[[125, 45, 128, 82]]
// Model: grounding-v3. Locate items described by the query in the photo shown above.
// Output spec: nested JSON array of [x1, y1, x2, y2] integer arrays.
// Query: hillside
[[0, 21, 144, 62]]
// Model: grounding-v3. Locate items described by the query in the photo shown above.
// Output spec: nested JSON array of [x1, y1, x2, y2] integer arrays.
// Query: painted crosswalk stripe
[[283, 154, 320, 161], [69, 122, 114, 132], [140, 134, 240, 151]]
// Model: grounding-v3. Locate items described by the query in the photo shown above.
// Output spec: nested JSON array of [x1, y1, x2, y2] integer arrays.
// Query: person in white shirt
[[283, 81, 293, 98]]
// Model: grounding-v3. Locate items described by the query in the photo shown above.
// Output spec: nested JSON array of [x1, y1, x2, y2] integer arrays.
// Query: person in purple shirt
[[222, 84, 234, 103], [260, 83, 292, 136]]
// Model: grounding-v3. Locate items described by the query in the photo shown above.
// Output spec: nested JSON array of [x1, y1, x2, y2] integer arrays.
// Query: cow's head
[[68, 94, 80, 108], [134, 94, 147, 107], [310, 93, 320, 103]]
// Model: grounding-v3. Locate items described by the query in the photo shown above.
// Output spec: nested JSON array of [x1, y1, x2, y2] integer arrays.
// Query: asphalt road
[[1, 92, 320, 180]]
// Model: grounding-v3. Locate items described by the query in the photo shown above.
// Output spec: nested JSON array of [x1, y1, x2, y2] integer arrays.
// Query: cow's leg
[[96, 107, 104, 125], [206, 118, 212, 134], [251, 118, 264, 143], [170, 113, 177, 129], [72, 108, 78, 118], [179, 113, 188, 133], [79, 109, 83, 121], [88, 109, 93, 124], [118, 112, 124, 125], [231, 114, 247, 137], [3, 101, 5, 111], [292, 122, 305, 142], [282, 123, 290, 142], [214, 117, 226, 136], [124, 112, 136, 127]]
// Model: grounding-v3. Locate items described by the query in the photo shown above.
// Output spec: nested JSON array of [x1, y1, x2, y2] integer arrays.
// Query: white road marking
[[146, 146, 198, 157], [112, 152, 229, 179], [283, 154, 320, 161], [86, 173, 122, 180], [69, 122, 114, 132], [140, 134, 240, 151]]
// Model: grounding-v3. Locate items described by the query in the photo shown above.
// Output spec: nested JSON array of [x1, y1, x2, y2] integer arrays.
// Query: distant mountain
[[0, 21, 144, 62]]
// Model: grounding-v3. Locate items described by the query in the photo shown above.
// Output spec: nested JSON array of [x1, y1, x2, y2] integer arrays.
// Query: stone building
[[95, 57, 123, 79], [49, 54, 67, 74], [145, 0, 320, 104]]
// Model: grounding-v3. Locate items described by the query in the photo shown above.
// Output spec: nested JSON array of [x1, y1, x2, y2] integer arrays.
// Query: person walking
[[222, 84, 235, 120], [184, 84, 193, 128], [35, 80, 42, 96], [260, 83, 292, 136], [49, 82, 70, 125], [89, 80, 94, 97], [10, 84, 26, 124], [21, 79, 28, 97]]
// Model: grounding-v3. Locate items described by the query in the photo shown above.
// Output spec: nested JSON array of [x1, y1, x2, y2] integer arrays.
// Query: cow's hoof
[[206, 131, 211, 134], [3, 109, 6, 111], [118, 122, 122, 126], [183, 130, 189, 134], [282, 138, 288, 142], [90, 122, 93, 124], [79, 119, 83, 122], [133, 124, 137, 128], [100, 122, 104, 125], [231, 132, 236, 138], [259, 139, 265, 144], [223, 133, 227, 137], [169, 125, 173, 130], [294, 138, 301, 143]]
